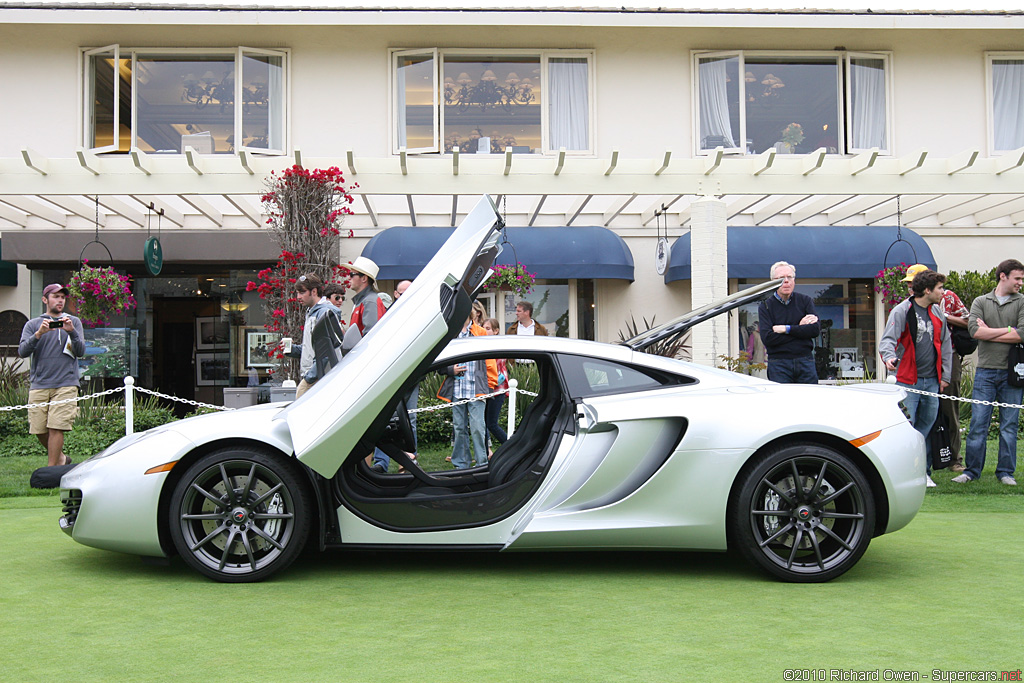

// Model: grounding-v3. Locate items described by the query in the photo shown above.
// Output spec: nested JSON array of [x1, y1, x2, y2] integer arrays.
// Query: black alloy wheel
[[730, 443, 875, 583], [169, 447, 311, 583]]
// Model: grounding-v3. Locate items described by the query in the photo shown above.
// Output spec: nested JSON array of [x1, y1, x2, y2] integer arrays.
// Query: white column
[[689, 195, 728, 366]]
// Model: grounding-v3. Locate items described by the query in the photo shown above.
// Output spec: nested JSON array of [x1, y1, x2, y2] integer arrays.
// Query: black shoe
[[371, 464, 386, 473]]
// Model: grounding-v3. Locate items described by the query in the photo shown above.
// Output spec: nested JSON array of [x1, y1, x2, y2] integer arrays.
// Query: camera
[[45, 317, 67, 330]]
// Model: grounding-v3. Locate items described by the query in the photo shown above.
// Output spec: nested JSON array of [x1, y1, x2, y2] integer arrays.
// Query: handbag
[[930, 412, 954, 471], [950, 325, 978, 357], [1009, 343, 1024, 388]]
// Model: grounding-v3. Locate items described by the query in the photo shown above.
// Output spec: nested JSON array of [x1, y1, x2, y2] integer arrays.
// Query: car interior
[[333, 354, 573, 531]]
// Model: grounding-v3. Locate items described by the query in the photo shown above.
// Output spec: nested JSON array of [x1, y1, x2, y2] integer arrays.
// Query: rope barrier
[[889, 383, 1024, 411]]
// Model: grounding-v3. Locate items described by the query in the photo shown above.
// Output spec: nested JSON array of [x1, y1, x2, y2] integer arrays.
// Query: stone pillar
[[689, 195, 728, 366]]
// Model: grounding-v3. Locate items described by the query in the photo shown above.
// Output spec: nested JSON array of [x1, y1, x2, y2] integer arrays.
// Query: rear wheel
[[729, 443, 875, 582], [169, 447, 311, 583]]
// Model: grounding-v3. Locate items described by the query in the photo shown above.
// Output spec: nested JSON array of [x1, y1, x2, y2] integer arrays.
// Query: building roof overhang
[[3, 1, 1024, 29], [3, 147, 1024, 253]]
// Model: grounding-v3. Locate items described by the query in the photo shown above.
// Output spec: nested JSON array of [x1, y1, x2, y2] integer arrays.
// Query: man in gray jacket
[[18, 283, 85, 466], [878, 269, 952, 488], [952, 258, 1024, 486]]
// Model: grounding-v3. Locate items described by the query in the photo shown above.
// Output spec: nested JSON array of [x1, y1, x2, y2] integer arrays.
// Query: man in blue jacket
[[18, 283, 85, 466], [757, 261, 820, 384]]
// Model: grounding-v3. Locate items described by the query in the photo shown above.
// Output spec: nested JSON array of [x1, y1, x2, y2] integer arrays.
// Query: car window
[[558, 354, 691, 399]]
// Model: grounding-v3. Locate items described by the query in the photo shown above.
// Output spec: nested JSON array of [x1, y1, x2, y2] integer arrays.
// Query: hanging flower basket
[[875, 263, 909, 311], [68, 262, 136, 327], [481, 263, 536, 299]]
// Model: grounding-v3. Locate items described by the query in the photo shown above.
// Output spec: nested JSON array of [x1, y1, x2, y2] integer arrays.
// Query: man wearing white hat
[[348, 256, 388, 336], [348, 256, 393, 472]]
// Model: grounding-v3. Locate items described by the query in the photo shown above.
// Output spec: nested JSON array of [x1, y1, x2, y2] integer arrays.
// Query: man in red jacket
[[879, 269, 952, 487]]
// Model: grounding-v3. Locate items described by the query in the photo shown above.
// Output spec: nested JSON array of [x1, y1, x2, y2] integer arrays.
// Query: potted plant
[[68, 262, 136, 327], [480, 263, 536, 299], [780, 122, 804, 153], [875, 263, 910, 312]]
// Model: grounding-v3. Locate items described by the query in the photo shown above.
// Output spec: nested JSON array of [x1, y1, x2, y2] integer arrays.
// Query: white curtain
[[993, 60, 1024, 151], [266, 55, 284, 152], [697, 57, 737, 149], [549, 58, 589, 151], [850, 58, 887, 150], [396, 58, 409, 149]]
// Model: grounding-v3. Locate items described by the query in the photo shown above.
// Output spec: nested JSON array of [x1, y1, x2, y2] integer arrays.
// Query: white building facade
[[1, 1, 1023, 400]]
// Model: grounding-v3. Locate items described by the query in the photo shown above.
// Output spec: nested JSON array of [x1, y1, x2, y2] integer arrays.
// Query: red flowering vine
[[247, 165, 356, 379]]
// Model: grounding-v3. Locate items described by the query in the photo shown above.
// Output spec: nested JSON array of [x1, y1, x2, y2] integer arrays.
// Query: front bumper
[[59, 430, 195, 557], [861, 419, 927, 534]]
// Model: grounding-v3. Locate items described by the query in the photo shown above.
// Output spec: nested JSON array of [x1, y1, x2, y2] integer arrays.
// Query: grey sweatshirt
[[18, 315, 86, 389]]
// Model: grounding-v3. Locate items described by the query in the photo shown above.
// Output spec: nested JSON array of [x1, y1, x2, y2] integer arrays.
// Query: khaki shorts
[[28, 386, 79, 434]]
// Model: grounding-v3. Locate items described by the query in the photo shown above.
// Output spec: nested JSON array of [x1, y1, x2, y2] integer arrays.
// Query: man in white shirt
[[505, 300, 548, 336]]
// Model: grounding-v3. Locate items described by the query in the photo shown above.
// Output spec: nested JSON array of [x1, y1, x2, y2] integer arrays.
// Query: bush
[[946, 268, 997, 310]]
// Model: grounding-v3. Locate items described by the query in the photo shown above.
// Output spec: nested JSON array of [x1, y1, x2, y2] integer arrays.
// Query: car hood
[[277, 195, 503, 478], [622, 278, 782, 351]]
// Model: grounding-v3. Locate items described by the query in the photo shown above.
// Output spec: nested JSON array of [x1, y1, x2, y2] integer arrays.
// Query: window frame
[[691, 49, 892, 157], [986, 51, 1024, 155], [82, 45, 290, 156], [389, 47, 595, 156], [83, 44, 121, 154]]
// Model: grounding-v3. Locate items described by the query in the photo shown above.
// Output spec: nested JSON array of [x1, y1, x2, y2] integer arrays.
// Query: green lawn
[[2, 492, 1022, 682], [2, 439, 1023, 680]]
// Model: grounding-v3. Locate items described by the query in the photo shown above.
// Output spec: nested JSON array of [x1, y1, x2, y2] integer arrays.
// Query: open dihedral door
[[277, 196, 503, 478]]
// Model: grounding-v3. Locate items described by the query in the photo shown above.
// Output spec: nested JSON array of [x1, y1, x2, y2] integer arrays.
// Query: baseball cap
[[901, 264, 929, 282], [42, 283, 70, 297]]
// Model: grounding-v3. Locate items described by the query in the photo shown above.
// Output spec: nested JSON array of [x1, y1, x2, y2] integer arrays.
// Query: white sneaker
[[999, 475, 1018, 486], [951, 473, 972, 483], [926, 475, 937, 488]]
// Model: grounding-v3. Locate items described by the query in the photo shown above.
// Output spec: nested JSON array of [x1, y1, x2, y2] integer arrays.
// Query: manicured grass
[[2, 494, 1023, 682]]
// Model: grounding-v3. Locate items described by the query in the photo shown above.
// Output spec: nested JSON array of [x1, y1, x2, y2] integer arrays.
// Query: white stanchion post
[[124, 376, 135, 436], [506, 378, 518, 438]]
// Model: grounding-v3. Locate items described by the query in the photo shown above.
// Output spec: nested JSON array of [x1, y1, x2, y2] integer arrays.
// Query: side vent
[[439, 283, 456, 320]]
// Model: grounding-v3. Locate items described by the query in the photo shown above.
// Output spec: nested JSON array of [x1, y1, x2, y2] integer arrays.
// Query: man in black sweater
[[757, 261, 820, 384]]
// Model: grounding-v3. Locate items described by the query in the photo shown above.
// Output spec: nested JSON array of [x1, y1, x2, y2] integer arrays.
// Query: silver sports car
[[59, 196, 925, 583]]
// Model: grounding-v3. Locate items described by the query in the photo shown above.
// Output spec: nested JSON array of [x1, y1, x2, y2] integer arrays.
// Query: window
[[501, 279, 595, 339], [736, 279, 877, 381], [693, 51, 890, 156], [558, 355, 689, 399], [988, 53, 1024, 152], [84, 46, 287, 155], [392, 49, 593, 155]]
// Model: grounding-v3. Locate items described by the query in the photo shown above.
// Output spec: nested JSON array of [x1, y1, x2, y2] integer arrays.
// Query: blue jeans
[[964, 367, 1023, 481], [374, 385, 421, 471], [899, 376, 940, 474], [767, 356, 818, 384], [451, 400, 486, 469], [485, 394, 508, 445]]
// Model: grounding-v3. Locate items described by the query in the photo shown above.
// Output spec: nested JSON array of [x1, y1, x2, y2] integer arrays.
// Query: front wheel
[[169, 447, 311, 583], [729, 443, 875, 582]]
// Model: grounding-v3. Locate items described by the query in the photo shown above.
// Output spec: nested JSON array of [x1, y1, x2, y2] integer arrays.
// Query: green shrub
[[946, 268, 997, 310]]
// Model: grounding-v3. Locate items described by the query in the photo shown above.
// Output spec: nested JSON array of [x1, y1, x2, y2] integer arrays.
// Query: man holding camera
[[18, 283, 85, 466]]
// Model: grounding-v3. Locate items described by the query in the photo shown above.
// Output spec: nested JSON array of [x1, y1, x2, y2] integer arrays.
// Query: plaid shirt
[[453, 326, 477, 400]]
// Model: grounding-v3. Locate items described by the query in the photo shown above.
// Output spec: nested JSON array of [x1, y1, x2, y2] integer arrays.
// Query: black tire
[[729, 443, 875, 583], [169, 447, 311, 583]]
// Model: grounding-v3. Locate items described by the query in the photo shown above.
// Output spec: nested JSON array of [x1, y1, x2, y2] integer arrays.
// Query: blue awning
[[361, 226, 634, 281], [664, 226, 935, 282]]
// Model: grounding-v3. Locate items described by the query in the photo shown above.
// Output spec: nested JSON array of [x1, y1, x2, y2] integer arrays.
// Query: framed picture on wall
[[196, 352, 230, 386], [196, 316, 229, 350], [245, 329, 279, 369]]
